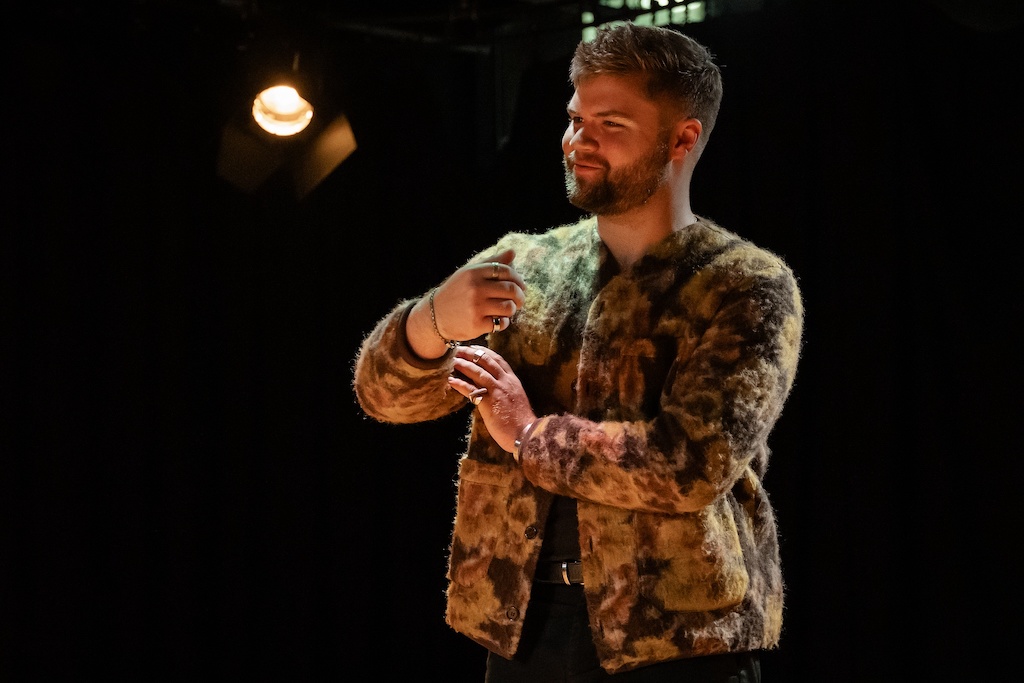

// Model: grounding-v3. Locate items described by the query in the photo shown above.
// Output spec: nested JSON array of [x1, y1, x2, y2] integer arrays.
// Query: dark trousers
[[485, 583, 761, 683]]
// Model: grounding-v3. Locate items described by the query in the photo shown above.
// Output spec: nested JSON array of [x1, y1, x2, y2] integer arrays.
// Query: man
[[353, 22, 803, 681]]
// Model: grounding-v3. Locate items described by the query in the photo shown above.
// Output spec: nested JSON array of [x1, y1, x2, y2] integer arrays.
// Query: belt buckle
[[560, 560, 582, 585]]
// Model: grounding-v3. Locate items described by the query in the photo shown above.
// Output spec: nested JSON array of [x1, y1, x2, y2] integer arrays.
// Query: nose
[[563, 122, 596, 153]]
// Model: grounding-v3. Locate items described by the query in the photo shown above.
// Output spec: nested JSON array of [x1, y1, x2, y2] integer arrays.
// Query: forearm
[[518, 406, 761, 514], [352, 301, 464, 424], [518, 271, 802, 513]]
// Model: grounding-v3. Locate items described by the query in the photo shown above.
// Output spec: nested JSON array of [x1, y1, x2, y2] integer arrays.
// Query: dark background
[[7, 0, 1022, 680]]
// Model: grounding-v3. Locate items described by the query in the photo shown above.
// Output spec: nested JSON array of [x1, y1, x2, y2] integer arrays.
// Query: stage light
[[216, 50, 357, 200]]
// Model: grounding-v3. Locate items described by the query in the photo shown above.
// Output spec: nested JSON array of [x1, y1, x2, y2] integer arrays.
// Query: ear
[[669, 118, 703, 160]]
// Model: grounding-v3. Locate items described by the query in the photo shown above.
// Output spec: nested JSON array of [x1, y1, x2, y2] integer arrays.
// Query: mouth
[[568, 155, 606, 175]]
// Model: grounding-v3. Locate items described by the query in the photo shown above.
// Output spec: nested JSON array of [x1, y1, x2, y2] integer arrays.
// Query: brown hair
[[570, 22, 723, 150]]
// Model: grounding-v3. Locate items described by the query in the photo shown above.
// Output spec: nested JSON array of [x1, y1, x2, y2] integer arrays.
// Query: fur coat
[[352, 216, 803, 674]]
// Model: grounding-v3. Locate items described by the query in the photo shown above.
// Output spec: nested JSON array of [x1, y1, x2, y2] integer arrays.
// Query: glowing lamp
[[252, 85, 314, 136]]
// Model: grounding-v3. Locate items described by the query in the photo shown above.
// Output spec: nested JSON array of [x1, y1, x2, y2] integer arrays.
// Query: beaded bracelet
[[429, 287, 460, 349]]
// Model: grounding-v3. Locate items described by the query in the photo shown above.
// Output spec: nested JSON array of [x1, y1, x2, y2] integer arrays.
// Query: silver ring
[[491, 262, 500, 280], [472, 349, 487, 364], [471, 394, 483, 405], [491, 317, 501, 334], [469, 387, 487, 405]]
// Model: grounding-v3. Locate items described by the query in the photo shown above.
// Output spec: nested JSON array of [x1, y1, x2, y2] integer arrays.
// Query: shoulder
[[494, 215, 597, 253], [652, 219, 802, 329], [489, 218, 598, 274], [689, 218, 798, 285]]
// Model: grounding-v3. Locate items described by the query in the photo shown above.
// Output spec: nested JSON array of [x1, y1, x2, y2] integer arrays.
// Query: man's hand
[[448, 344, 537, 455], [406, 248, 526, 359]]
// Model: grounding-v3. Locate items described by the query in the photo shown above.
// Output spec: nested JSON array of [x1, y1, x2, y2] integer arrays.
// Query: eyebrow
[[566, 104, 634, 119]]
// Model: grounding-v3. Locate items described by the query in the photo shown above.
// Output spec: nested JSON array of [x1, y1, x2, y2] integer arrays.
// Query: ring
[[471, 394, 483, 405], [469, 387, 487, 405], [472, 349, 487, 364], [491, 262, 500, 280], [491, 317, 501, 334]]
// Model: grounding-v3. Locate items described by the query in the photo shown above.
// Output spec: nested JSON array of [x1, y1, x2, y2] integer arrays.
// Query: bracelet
[[428, 287, 459, 349], [513, 421, 534, 463]]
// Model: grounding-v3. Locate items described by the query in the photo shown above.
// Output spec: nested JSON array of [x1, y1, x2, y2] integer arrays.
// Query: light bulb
[[252, 85, 313, 136]]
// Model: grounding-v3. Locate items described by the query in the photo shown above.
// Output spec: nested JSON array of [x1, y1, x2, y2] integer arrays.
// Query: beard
[[563, 136, 671, 215]]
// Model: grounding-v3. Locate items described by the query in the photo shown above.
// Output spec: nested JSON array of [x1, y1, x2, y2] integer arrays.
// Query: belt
[[534, 560, 584, 585]]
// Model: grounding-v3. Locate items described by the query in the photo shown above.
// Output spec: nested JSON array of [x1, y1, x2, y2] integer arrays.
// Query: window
[[582, 0, 707, 41]]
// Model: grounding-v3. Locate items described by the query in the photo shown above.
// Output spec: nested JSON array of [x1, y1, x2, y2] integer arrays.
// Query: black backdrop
[[7, 1, 1022, 680]]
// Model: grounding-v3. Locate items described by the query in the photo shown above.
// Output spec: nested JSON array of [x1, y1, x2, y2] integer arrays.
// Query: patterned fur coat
[[352, 216, 803, 674]]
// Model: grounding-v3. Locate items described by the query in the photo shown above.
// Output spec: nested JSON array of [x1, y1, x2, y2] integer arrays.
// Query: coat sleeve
[[519, 244, 804, 514], [352, 299, 468, 424]]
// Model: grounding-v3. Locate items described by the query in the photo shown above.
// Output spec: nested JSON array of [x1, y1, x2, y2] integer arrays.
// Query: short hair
[[570, 22, 724, 149]]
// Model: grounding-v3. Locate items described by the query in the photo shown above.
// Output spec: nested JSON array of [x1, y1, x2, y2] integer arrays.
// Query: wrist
[[429, 287, 460, 350], [406, 297, 454, 360], [513, 421, 535, 463]]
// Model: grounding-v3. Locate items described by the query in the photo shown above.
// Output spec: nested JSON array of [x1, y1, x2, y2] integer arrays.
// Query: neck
[[596, 191, 696, 270]]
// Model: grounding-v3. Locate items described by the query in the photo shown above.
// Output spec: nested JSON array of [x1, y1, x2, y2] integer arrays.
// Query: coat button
[[524, 525, 539, 539], [505, 606, 520, 620]]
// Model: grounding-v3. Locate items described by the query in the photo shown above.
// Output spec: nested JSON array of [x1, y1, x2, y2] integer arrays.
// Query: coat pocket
[[636, 499, 749, 612], [447, 458, 513, 587]]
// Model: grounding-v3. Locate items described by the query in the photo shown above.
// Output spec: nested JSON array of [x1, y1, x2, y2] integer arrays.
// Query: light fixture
[[216, 48, 357, 200]]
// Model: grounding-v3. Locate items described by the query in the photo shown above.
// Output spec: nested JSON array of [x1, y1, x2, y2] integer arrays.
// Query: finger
[[482, 347, 513, 375], [486, 280, 524, 305], [459, 345, 491, 366], [489, 315, 520, 334], [447, 372, 480, 396], [476, 285, 524, 331], [478, 297, 523, 336], [474, 249, 527, 291], [478, 265, 527, 297], [452, 355, 491, 381], [458, 344, 501, 365], [449, 356, 493, 407], [483, 261, 502, 281], [473, 248, 516, 267], [449, 378, 486, 407], [459, 345, 511, 376], [453, 350, 499, 385]]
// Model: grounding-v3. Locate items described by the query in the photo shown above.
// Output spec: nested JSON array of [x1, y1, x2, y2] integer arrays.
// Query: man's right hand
[[406, 248, 527, 360]]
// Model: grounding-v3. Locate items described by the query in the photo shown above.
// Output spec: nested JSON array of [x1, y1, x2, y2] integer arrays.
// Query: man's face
[[561, 74, 671, 216]]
